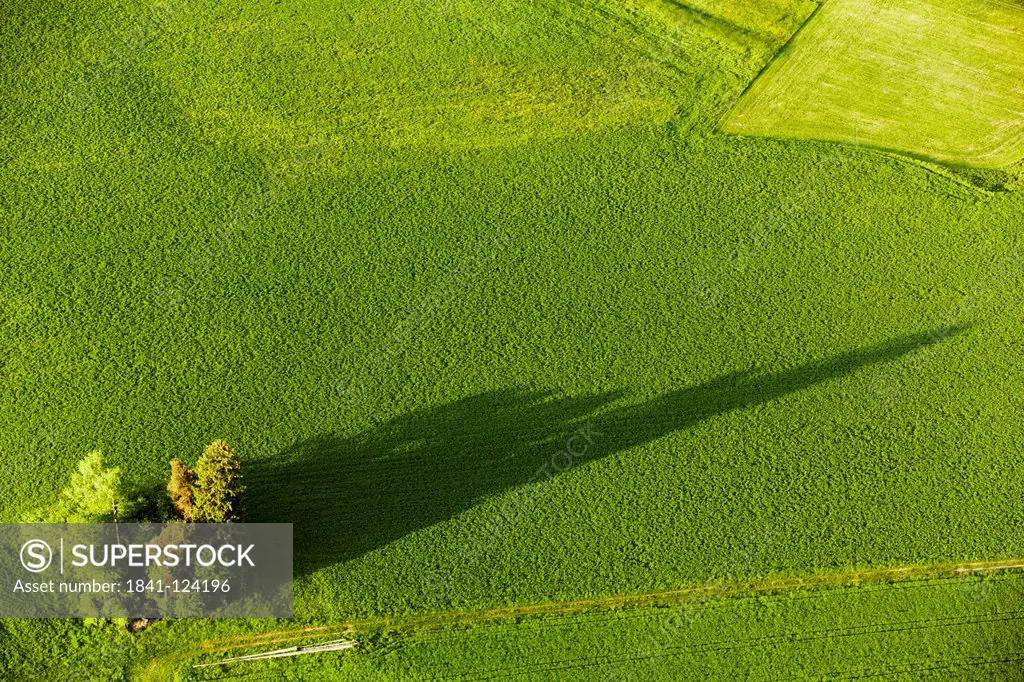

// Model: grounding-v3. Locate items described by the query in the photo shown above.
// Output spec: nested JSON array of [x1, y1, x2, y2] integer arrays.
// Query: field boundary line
[[717, 0, 824, 129]]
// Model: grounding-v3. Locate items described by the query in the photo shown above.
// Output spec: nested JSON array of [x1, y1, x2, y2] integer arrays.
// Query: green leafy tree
[[26, 451, 125, 523], [62, 451, 122, 521], [192, 440, 244, 523]]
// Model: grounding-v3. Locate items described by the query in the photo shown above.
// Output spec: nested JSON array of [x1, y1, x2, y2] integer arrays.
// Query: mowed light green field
[[722, 0, 1024, 168], [4, 0, 1024, 678]]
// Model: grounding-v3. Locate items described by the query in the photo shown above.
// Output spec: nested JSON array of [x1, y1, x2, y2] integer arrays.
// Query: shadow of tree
[[245, 325, 966, 576]]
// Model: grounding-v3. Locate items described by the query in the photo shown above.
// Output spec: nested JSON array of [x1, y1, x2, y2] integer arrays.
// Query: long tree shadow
[[246, 325, 966, 576]]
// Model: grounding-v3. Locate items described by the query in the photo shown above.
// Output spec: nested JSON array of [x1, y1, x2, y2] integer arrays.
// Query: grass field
[[722, 0, 1024, 168], [10, 569, 1024, 679], [233, 574, 1024, 680], [4, 0, 1024, 678]]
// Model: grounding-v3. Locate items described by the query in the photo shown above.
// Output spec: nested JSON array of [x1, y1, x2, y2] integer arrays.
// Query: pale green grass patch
[[722, 0, 1024, 168]]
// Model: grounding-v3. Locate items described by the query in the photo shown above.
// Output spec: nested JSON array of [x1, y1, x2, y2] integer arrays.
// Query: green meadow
[[189, 574, 1024, 680], [3, 0, 1024, 678]]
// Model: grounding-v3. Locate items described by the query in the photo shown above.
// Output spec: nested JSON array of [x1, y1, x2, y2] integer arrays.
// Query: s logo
[[20, 539, 52, 573]]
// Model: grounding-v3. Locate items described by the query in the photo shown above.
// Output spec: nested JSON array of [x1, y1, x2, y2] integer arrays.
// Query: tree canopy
[[192, 440, 244, 523]]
